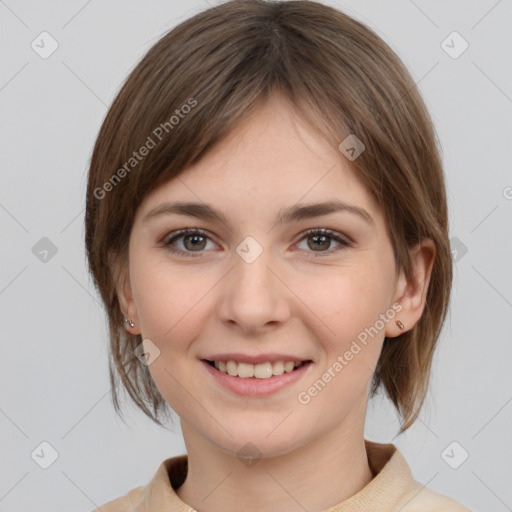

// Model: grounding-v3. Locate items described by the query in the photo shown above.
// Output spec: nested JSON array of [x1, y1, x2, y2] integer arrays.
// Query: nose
[[216, 244, 291, 334]]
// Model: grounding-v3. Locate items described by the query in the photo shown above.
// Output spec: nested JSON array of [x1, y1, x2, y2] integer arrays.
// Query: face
[[118, 95, 409, 459]]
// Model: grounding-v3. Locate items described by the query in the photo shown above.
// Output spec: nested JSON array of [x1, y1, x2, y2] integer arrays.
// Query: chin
[[210, 423, 308, 461]]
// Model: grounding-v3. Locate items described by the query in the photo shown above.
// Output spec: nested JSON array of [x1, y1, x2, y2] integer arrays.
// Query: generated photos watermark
[[93, 97, 198, 200], [297, 301, 403, 405]]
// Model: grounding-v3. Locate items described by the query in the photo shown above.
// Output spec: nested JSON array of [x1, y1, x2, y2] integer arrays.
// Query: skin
[[115, 94, 435, 511]]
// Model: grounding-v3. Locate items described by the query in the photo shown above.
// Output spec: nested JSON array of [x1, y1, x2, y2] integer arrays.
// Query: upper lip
[[202, 353, 312, 365]]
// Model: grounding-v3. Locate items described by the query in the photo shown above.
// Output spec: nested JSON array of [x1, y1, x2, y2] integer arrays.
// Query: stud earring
[[124, 317, 135, 328], [395, 320, 405, 330]]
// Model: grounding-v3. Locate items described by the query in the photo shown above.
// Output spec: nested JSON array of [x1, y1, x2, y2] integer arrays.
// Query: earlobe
[[408, 239, 436, 313], [119, 276, 141, 335], [109, 250, 141, 334], [386, 239, 436, 338], [386, 299, 407, 338], [124, 316, 136, 329]]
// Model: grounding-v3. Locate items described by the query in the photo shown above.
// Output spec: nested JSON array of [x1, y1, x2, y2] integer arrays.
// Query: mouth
[[202, 359, 312, 379], [201, 357, 313, 397]]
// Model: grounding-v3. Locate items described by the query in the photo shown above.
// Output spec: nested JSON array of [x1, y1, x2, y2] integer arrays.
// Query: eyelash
[[162, 227, 351, 258]]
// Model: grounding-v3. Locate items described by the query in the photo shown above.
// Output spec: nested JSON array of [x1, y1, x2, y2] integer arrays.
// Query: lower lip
[[201, 360, 312, 397]]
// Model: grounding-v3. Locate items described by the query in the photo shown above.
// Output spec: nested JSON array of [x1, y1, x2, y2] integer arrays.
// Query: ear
[[385, 238, 436, 338], [108, 249, 141, 335]]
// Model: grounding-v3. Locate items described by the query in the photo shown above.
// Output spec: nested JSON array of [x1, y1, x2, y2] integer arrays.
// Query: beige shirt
[[92, 439, 472, 511]]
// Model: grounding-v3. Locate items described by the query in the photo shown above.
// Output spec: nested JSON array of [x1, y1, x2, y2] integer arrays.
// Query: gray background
[[1, 0, 511, 511]]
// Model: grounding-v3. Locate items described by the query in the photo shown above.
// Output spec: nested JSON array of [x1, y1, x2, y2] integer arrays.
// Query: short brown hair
[[85, 0, 452, 434]]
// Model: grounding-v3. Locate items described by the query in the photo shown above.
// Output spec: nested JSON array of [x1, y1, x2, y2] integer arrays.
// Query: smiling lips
[[208, 359, 306, 379], [202, 351, 312, 379], [201, 356, 313, 396]]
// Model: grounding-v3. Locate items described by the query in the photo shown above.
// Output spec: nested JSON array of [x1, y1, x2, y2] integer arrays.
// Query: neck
[[176, 422, 374, 512]]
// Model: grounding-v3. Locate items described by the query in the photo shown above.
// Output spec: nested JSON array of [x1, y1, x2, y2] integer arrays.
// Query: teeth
[[212, 360, 305, 379]]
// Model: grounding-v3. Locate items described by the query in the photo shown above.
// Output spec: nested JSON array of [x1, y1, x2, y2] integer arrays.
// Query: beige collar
[[131, 439, 415, 511]]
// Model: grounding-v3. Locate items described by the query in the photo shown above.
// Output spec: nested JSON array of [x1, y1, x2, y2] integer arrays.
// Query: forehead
[[137, 96, 381, 225]]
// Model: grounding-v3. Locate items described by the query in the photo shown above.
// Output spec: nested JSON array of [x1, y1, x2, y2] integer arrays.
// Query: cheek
[[133, 266, 206, 344], [300, 262, 391, 339], [292, 263, 394, 401], [130, 263, 212, 414]]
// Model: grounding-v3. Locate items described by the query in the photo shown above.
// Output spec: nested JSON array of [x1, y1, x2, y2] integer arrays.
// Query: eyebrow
[[142, 199, 374, 227]]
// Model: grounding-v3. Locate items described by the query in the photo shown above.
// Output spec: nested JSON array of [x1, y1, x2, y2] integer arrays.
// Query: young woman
[[86, 1, 471, 510]]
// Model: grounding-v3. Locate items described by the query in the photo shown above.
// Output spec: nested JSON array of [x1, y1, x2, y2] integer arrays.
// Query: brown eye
[[296, 228, 350, 256], [164, 228, 215, 257], [307, 233, 331, 251], [182, 233, 207, 251]]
